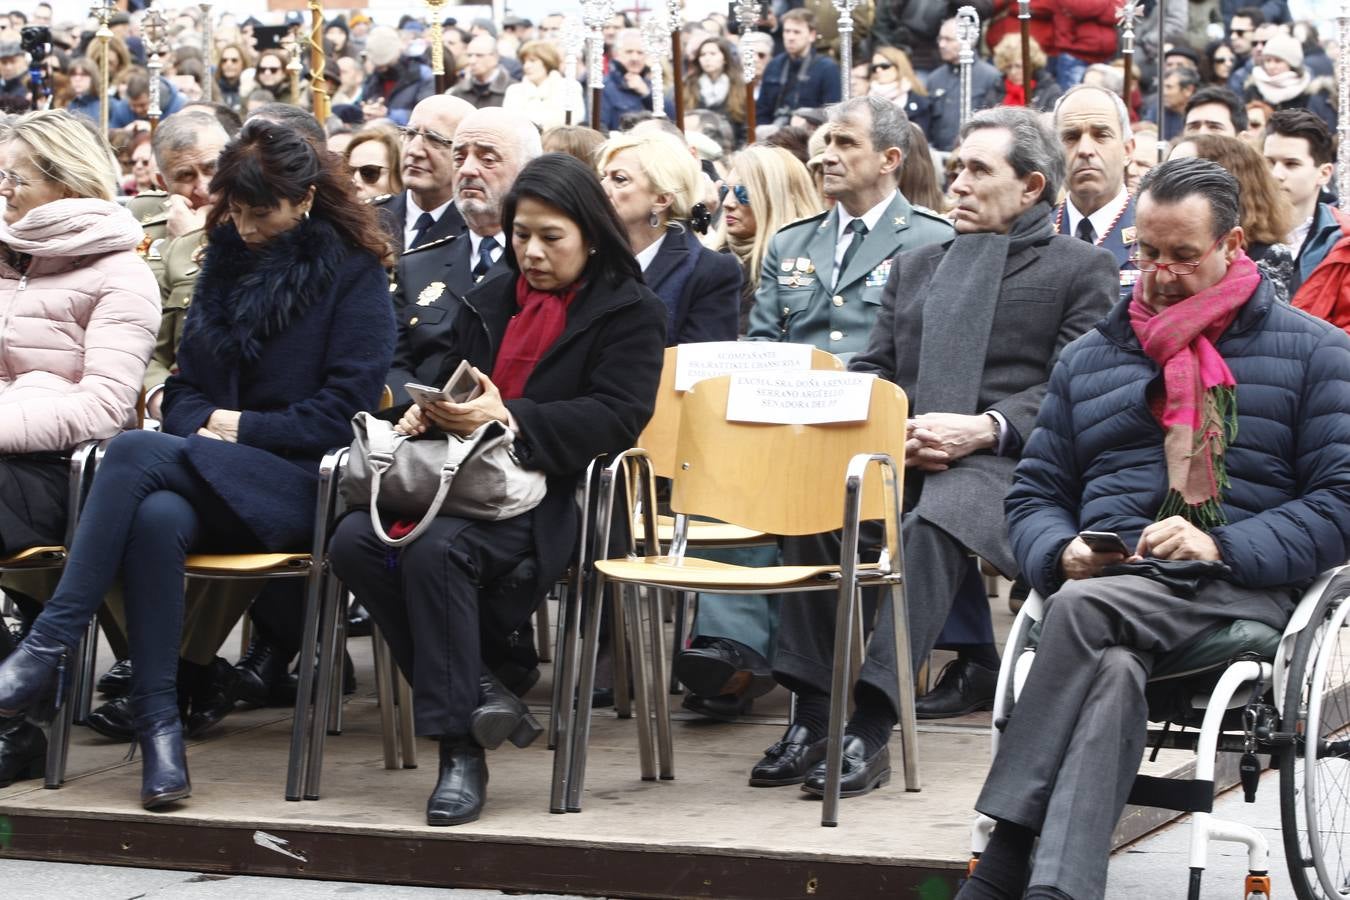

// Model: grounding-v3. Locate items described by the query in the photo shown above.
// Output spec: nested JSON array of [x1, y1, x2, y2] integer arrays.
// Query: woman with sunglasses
[[0, 110, 159, 788], [1204, 40, 1236, 88], [214, 43, 253, 113], [329, 153, 665, 826], [681, 38, 747, 142], [713, 145, 822, 334], [343, 126, 403, 201], [598, 129, 740, 345], [0, 119, 394, 811], [867, 47, 930, 136], [242, 47, 307, 110]]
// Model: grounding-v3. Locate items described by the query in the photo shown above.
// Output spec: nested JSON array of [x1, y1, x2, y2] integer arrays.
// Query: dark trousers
[[329, 510, 536, 737], [773, 513, 972, 717], [31, 431, 260, 724], [975, 575, 1292, 899], [0, 452, 69, 554]]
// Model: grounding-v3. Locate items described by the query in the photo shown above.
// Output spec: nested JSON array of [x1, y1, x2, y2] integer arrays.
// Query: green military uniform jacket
[[128, 190, 208, 391], [745, 191, 954, 359]]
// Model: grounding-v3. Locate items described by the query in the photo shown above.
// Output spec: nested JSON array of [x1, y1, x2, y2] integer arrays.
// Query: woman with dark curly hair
[[0, 119, 395, 811]]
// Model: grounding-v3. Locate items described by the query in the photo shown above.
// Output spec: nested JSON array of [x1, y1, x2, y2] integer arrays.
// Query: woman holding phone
[[329, 152, 666, 827]]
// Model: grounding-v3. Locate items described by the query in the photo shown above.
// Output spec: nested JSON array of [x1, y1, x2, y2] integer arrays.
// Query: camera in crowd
[[19, 25, 50, 56]]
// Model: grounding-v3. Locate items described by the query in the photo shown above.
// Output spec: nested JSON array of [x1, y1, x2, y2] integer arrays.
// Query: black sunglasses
[[718, 183, 750, 206], [348, 164, 387, 185], [258, 65, 282, 74], [870, 61, 894, 73]]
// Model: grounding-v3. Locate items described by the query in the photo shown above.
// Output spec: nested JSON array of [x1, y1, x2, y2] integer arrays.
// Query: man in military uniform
[[372, 94, 474, 255], [678, 97, 951, 721]]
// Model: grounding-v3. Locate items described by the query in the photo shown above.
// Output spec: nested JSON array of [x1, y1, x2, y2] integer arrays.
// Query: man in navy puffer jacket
[[960, 158, 1350, 900]]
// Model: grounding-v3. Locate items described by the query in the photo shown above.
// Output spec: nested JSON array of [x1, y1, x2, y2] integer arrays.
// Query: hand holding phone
[[404, 359, 483, 410], [1077, 531, 1130, 556]]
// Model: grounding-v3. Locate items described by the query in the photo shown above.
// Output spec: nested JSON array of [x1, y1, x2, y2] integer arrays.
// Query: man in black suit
[[373, 95, 474, 256], [388, 106, 542, 403]]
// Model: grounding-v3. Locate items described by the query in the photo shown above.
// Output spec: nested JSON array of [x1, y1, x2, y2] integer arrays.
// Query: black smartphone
[[1078, 531, 1130, 555]]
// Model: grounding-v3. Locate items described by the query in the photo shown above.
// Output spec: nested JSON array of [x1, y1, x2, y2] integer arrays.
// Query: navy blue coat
[[755, 51, 841, 126], [1007, 279, 1350, 598], [601, 67, 676, 132], [163, 218, 396, 550], [643, 227, 741, 346]]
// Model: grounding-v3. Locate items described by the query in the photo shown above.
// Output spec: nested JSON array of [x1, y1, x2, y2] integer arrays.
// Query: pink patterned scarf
[[1128, 252, 1260, 527]]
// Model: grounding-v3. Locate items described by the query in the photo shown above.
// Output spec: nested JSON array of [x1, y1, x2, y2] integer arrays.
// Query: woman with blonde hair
[[714, 145, 821, 333], [598, 129, 741, 344], [992, 34, 1061, 111], [502, 40, 584, 132], [0, 109, 159, 788], [868, 46, 930, 135], [343, 126, 403, 200]]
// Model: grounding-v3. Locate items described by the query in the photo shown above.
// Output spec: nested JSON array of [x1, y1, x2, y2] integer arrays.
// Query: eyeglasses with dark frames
[[397, 125, 454, 148], [348, 164, 388, 185]]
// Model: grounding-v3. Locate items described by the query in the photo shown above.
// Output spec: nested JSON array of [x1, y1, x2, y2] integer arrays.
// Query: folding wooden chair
[[555, 373, 922, 827]]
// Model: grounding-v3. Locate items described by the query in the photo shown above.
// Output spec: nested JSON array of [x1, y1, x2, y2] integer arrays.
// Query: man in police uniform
[[373, 94, 473, 255], [1052, 85, 1140, 301], [747, 95, 953, 360]]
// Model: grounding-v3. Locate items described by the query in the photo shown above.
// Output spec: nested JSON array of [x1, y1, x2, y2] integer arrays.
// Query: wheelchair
[[969, 566, 1350, 900]]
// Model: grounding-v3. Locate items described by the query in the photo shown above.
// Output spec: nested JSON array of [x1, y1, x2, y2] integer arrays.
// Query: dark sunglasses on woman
[[718, 184, 750, 206], [348, 164, 387, 185]]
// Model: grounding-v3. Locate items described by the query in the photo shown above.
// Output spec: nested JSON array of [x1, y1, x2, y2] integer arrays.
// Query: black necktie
[[409, 212, 435, 249], [837, 219, 869, 284], [1075, 217, 1097, 245], [473, 236, 498, 280]]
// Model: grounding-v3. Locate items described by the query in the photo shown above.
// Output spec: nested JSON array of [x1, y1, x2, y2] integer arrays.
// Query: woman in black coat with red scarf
[[330, 153, 667, 827]]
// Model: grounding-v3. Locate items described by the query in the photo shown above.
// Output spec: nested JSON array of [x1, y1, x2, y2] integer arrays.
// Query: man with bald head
[[374, 94, 474, 255]]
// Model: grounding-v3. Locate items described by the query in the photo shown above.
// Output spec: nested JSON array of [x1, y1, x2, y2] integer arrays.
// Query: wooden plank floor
[[0, 585, 1284, 898]]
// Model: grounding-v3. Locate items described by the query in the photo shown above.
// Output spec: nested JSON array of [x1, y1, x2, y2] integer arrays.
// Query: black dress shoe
[[681, 692, 753, 722], [748, 723, 827, 787], [801, 735, 891, 798], [346, 600, 373, 638], [674, 637, 775, 702], [184, 658, 241, 738], [0, 715, 45, 787], [136, 713, 191, 810], [96, 659, 133, 698], [469, 673, 542, 750], [232, 635, 288, 708], [86, 695, 136, 741], [427, 736, 487, 826], [915, 658, 998, 719], [0, 630, 70, 721]]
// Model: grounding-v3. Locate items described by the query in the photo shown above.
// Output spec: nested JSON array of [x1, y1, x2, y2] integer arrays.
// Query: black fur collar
[[190, 217, 343, 363]]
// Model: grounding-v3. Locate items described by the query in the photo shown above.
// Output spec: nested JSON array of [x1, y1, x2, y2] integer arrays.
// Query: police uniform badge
[[1121, 226, 1137, 246], [417, 282, 446, 306]]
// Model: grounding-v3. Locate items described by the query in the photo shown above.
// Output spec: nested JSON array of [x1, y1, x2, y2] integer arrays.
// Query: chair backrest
[[379, 385, 395, 412], [638, 344, 845, 479], [669, 374, 908, 536]]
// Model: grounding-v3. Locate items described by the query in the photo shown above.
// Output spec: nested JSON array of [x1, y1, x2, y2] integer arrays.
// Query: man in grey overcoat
[[748, 106, 1119, 798]]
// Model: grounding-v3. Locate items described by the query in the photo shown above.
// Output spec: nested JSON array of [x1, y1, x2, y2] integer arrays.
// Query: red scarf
[[492, 277, 578, 401], [1292, 206, 1350, 335], [1002, 76, 1035, 107], [1128, 252, 1260, 527]]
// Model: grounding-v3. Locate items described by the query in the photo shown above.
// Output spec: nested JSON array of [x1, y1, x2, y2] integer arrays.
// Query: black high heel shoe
[[0, 630, 70, 722], [136, 711, 191, 810], [469, 673, 542, 750], [426, 735, 487, 826]]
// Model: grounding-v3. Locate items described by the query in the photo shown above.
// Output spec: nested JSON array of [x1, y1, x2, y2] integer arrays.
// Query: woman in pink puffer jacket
[[0, 110, 159, 554]]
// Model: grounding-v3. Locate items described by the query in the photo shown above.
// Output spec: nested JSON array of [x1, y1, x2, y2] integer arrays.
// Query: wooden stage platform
[[0, 593, 1264, 899]]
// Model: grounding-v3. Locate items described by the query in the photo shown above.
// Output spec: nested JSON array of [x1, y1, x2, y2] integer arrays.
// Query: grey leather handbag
[[340, 412, 548, 547]]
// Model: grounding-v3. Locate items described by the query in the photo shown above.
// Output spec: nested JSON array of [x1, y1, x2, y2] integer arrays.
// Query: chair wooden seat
[[595, 555, 886, 590], [652, 515, 767, 546], [185, 552, 312, 575], [0, 545, 67, 567]]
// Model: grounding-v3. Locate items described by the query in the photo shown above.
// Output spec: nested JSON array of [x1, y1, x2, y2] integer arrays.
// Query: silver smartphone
[[404, 359, 483, 408], [1078, 530, 1130, 555]]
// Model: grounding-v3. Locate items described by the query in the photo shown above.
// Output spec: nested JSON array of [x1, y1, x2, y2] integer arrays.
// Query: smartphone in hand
[[1078, 531, 1130, 555], [404, 359, 483, 409]]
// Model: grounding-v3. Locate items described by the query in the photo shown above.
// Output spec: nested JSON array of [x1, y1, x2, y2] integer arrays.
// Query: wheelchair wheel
[[1280, 585, 1350, 900]]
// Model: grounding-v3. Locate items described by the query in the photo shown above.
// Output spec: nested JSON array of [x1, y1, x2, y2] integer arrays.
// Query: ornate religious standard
[[832, 0, 860, 100], [89, 0, 115, 137], [308, 0, 329, 121], [424, 0, 450, 94], [561, 17, 586, 125], [641, 5, 669, 117], [1116, 0, 1141, 111], [1338, 0, 1349, 209], [200, 3, 214, 102], [1017, 0, 1032, 104], [735, 0, 758, 141], [281, 27, 303, 103], [955, 6, 980, 126], [143, 7, 168, 133], [668, 0, 684, 123], [582, 0, 614, 130]]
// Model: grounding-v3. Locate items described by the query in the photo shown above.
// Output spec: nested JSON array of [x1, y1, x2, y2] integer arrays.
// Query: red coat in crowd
[[1052, 0, 1119, 63], [1293, 206, 1350, 336], [987, 0, 1056, 58]]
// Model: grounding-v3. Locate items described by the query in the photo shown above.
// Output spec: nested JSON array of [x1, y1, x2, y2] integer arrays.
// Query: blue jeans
[[1054, 54, 1090, 91], [31, 431, 259, 726]]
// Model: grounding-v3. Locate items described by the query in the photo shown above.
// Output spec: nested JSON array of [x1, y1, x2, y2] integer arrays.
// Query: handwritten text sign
[[726, 372, 875, 425], [674, 341, 815, 392]]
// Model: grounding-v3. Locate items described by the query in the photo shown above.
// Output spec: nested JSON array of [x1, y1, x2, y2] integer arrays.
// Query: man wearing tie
[[373, 95, 473, 256]]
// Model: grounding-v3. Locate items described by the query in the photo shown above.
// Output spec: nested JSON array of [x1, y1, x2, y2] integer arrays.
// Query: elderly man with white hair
[[600, 27, 675, 131]]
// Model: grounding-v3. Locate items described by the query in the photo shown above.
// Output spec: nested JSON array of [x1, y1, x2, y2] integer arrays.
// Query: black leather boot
[[426, 735, 487, 826], [0, 715, 45, 787], [85, 694, 136, 741], [136, 711, 191, 810], [184, 658, 240, 738], [469, 672, 542, 750], [231, 634, 287, 708], [0, 630, 70, 721]]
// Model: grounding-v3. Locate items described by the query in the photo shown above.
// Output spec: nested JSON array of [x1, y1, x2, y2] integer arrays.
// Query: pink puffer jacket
[[0, 198, 160, 453]]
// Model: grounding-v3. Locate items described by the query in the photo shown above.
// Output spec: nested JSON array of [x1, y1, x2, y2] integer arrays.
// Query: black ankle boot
[[469, 672, 542, 750], [0, 630, 70, 721], [426, 735, 487, 826], [136, 711, 191, 810], [0, 715, 45, 787], [232, 634, 287, 708]]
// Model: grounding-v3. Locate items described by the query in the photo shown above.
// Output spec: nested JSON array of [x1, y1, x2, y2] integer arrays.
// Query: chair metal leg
[[646, 586, 674, 780], [303, 569, 344, 799], [822, 581, 860, 827], [44, 627, 87, 789], [395, 669, 416, 768], [609, 583, 632, 719], [668, 590, 687, 695], [75, 617, 98, 723], [888, 576, 921, 792], [535, 586, 553, 663], [371, 625, 398, 770], [285, 566, 324, 800], [549, 569, 583, 810], [327, 592, 348, 736], [565, 570, 608, 812], [625, 584, 656, 781], [239, 615, 253, 659]]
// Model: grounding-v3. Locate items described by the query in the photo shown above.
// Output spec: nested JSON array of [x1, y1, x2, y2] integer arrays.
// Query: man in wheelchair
[[958, 158, 1350, 900]]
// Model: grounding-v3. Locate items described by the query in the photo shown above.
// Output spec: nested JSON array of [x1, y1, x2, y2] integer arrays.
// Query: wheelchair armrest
[[1274, 563, 1348, 702]]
